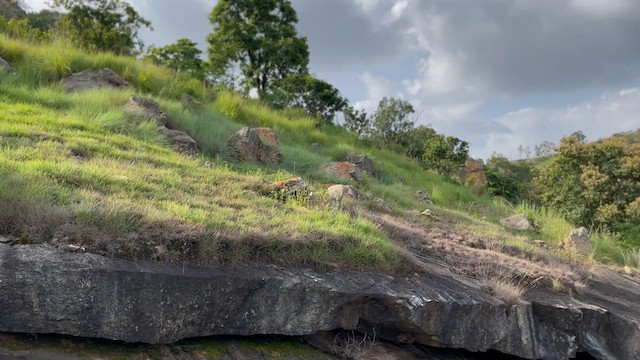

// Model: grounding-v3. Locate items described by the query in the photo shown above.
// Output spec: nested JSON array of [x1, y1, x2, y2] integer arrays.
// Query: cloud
[[404, 0, 640, 97], [480, 89, 640, 159], [21, 0, 47, 11], [292, 0, 411, 73], [353, 72, 393, 112]]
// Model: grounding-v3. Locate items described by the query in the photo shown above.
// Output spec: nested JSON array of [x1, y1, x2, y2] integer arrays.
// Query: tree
[[422, 134, 469, 176], [405, 125, 436, 160], [264, 74, 347, 123], [25, 9, 62, 31], [343, 106, 370, 137], [484, 153, 534, 203], [51, 0, 152, 55], [534, 140, 556, 157], [144, 38, 205, 79], [534, 135, 640, 233], [207, 0, 309, 95], [518, 145, 532, 159], [370, 97, 417, 148]]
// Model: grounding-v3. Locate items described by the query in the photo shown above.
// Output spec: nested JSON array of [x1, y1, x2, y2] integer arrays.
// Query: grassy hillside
[[0, 34, 636, 273]]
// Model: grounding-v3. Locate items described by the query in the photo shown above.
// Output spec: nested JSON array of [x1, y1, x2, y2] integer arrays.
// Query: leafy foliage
[[51, 0, 151, 55], [534, 133, 640, 235], [485, 154, 535, 203], [404, 125, 436, 160], [369, 97, 417, 149], [207, 0, 309, 94], [144, 38, 205, 79], [263, 74, 347, 123], [0, 16, 51, 42], [534, 140, 556, 157], [342, 105, 369, 137], [422, 134, 469, 176]]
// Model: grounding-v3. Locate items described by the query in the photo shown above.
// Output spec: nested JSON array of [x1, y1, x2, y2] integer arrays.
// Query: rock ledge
[[0, 244, 638, 360]]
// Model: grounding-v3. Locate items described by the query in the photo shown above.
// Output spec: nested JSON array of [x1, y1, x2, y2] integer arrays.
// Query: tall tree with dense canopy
[[264, 74, 347, 123], [422, 134, 469, 176], [206, 0, 309, 95], [369, 97, 417, 148], [144, 38, 205, 79], [51, 0, 151, 55]]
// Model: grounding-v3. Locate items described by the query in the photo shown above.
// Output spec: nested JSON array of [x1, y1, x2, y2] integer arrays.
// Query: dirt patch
[[360, 208, 585, 294]]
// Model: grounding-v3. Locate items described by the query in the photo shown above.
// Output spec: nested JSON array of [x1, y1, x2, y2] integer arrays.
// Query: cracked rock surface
[[0, 244, 638, 360]]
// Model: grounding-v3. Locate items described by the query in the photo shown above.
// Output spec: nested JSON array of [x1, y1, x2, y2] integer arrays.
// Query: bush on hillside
[[0, 17, 51, 42], [534, 133, 640, 236], [422, 134, 469, 176], [484, 154, 535, 203]]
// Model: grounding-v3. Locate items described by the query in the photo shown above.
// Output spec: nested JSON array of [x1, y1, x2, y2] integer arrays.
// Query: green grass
[[0, 33, 633, 271], [516, 203, 574, 246], [0, 334, 331, 360], [0, 85, 408, 272]]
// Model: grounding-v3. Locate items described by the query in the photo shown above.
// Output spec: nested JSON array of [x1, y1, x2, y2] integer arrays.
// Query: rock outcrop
[[128, 96, 168, 126], [321, 162, 359, 182], [268, 177, 308, 201], [343, 154, 379, 179], [228, 127, 281, 164], [414, 189, 433, 204], [0, 0, 26, 18], [0, 56, 11, 72], [158, 126, 199, 156], [500, 214, 534, 231], [63, 68, 130, 93], [326, 184, 357, 206], [459, 158, 487, 192], [560, 227, 592, 254], [1, 244, 639, 360]]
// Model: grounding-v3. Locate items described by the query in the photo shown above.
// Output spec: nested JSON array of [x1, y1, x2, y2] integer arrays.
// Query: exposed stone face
[[0, 56, 11, 72], [0, 244, 639, 360], [560, 227, 592, 254], [268, 177, 308, 201], [322, 162, 359, 182], [500, 214, 535, 231], [326, 184, 357, 206], [128, 96, 168, 126], [158, 126, 199, 156], [459, 158, 487, 192], [62, 68, 130, 93], [0, 0, 26, 18], [228, 127, 281, 164], [414, 190, 433, 204], [343, 154, 379, 179]]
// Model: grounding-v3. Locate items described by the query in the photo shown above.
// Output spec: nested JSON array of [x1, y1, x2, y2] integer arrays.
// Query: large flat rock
[[0, 244, 638, 360]]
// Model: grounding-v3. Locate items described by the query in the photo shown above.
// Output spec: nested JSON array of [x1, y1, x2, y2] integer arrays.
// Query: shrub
[[422, 134, 469, 176], [534, 135, 640, 231]]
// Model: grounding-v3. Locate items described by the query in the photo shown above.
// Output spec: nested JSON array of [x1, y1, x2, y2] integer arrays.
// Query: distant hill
[[609, 128, 640, 146], [0, 0, 26, 19]]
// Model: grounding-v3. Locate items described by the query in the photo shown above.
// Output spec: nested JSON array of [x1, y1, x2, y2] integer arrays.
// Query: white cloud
[[354, 0, 384, 14], [480, 90, 640, 159], [385, 0, 409, 23], [22, 0, 47, 11], [570, 0, 632, 17], [354, 72, 393, 112]]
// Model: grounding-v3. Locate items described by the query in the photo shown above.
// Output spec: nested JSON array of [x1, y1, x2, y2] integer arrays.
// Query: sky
[[23, 0, 640, 159]]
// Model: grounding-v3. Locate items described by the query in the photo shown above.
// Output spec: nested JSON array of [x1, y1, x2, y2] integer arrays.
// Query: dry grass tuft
[[332, 331, 376, 360], [482, 277, 527, 305]]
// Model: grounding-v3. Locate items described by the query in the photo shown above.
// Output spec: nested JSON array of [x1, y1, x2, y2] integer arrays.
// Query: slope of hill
[[609, 128, 640, 146], [2, 35, 640, 359], [0, 34, 523, 271]]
